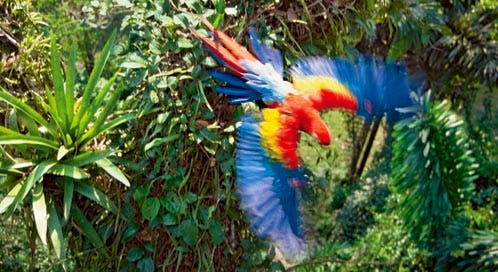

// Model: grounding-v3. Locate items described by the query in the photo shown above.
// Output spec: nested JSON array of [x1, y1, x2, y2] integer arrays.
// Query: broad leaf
[[57, 145, 73, 161], [141, 197, 160, 221]]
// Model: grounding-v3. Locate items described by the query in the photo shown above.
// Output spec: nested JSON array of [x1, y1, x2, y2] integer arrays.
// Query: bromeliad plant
[[0, 30, 131, 266], [390, 91, 478, 248]]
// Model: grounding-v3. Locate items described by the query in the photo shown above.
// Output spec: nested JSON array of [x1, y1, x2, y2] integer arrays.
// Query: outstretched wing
[[291, 56, 422, 122], [191, 20, 295, 105], [236, 113, 307, 261]]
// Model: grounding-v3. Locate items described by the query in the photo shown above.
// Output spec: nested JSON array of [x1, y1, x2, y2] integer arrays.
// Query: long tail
[[191, 20, 291, 104]]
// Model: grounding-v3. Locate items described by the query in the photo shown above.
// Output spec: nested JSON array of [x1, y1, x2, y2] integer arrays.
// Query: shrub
[[0, 31, 130, 269], [390, 91, 478, 248]]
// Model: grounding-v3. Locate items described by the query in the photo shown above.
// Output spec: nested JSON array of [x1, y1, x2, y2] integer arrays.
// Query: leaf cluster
[[391, 92, 478, 248], [0, 30, 130, 269]]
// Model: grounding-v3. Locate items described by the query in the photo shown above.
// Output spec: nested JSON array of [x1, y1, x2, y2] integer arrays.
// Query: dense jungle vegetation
[[0, 0, 496, 271]]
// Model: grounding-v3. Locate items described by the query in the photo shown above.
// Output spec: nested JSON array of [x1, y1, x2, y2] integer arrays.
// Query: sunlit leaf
[[48, 164, 89, 180], [48, 202, 65, 260], [32, 183, 48, 245], [96, 158, 130, 187], [63, 179, 74, 224]]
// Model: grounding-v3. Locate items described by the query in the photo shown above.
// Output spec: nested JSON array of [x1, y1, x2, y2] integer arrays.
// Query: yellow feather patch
[[293, 76, 351, 95], [260, 108, 284, 162]]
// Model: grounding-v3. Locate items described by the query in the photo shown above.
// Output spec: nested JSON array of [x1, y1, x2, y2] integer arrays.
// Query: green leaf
[[96, 158, 130, 187], [79, 113, 134, 146], [57, 145, 72, 161], [65, 42, 77, 125], [208, 220, 225, 246], [17, 110, 40, 137], [0, 136, 58, 150], [64, 150, 113, 167], [48, 202, 66, 260], [76, 73, 118, 138], [71, 29, 117, 133], [5, 161, 56, 216], [161, 213, 177, 226], [178, 219, 198, 247], [0, 127, 59, 150], [141, 197, 160, 221], [176, 37, 193, 48], [0, 182, 23, 214], [137, 257, 154, 272], [74, 183, 118, 215], [32, 183, 48, 245], [144, 134, 180, 152], [0, 87, 54, 136], [63, 179, 74, 224], [127, 247, 144, 262], [50, 35, 68, 131], [71, 204, 107, 255], [48, 164, 89, 179]]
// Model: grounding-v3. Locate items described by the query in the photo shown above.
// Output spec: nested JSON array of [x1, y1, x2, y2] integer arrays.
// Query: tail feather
[[190, 27, 245, 76]]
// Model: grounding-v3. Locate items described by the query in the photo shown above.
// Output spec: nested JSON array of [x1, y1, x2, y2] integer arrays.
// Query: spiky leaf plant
[[390, 91, 478, 248], [0, 30, 131, 269]]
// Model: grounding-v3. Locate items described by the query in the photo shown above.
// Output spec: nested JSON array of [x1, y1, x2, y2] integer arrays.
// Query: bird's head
[[282, 95, 331, 146]]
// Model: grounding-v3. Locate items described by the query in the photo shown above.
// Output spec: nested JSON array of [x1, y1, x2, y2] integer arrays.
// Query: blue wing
[[236, 114, 307, 261], [290, 56, 425, 122]]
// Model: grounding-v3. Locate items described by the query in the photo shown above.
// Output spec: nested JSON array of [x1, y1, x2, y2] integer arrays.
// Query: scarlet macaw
[[191, 19, 420, 261]]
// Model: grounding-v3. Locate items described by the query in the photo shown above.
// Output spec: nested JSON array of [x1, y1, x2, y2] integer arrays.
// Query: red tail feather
[[190, 27, 245, 76], [200, 18, 258, 62]]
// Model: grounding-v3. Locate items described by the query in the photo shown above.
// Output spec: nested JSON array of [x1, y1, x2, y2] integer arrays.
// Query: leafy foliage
[[391, 92, 478, 247], [0, 31, 130, 268], [1, 0, 497, 270], [423, 1, 498, 99]]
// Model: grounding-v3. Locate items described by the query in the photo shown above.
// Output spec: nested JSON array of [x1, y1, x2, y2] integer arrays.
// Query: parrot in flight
[[191, 19, 420, 261]]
